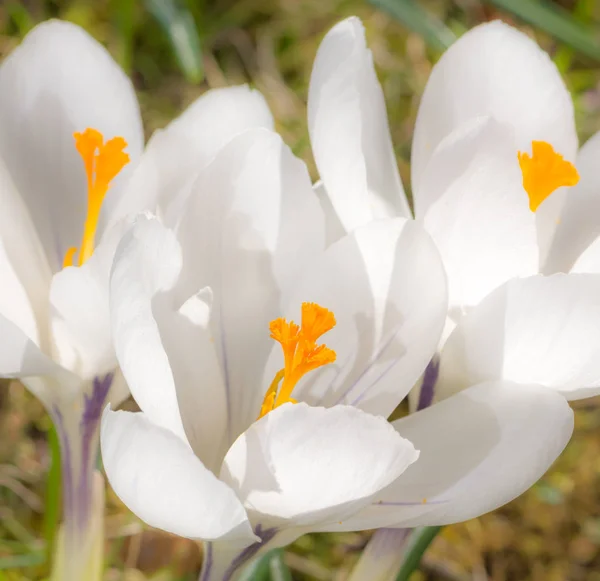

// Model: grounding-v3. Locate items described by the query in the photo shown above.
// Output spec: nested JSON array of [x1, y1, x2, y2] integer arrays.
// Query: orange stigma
[[63, 128, 129, 267], [258, 302, 337, 419], [517, 141, 579, 212]]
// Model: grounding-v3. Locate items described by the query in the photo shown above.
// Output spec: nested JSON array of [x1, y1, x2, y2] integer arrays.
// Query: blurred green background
[[1, 0, 600, 579]]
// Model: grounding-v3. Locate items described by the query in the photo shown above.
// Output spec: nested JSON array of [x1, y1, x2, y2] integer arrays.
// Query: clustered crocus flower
[[102, 130, 573, 579], [0, 18, 274, 581], [1, 11, 599, 581], [305, 15, 600, 581]]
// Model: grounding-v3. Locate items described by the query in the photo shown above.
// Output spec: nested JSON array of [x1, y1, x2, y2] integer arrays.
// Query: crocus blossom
[[0, 19, 273, 581], [308, 16, 600, 399], [100, 127, 573, 580], [306, 17, 600, 581]]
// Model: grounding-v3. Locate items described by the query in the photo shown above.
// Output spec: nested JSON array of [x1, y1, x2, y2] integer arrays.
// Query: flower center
[[517, 140, 579, 212], [258, 302, 337, 419], [63, 128, 130, 268]]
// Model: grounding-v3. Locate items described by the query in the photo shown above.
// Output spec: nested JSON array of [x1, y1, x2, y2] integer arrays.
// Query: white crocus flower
[[0, 19, 273, 581], [308, 16, 600, 400], [307, 17, 600, 581], [100, 128, 573, 581]]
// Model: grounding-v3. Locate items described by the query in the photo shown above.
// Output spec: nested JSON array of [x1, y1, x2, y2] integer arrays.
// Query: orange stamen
[[64, 128, 130, 267], [258, 302, 337, 419], [518, 141, 579, 212]]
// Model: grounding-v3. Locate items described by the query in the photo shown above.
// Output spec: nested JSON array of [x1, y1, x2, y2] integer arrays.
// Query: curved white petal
[[412, 20, 577, 194], [418, 117, 538, 313], [101, 408, 255, 543], [110, 215, 185, 438], [221, 402, 418, 528], [545, 130, 600, 273], [0, 155, 52, 348], [105, 85, 274, 229], [49, 219, 130, 379], [153, 288, 229, 473], [265, 218, 447, 419], [323, 381, 572, 530], [572, 237, 600, 274], [438, 274, 600, 401], [174, 128, 324, 443], [0, 313, 82, 408], [0, 313, 63, 378], [0, 240, 40, 348], [308, 17, 409, 233], [312, 181, 347, 247], [0, 20, 143, 271]]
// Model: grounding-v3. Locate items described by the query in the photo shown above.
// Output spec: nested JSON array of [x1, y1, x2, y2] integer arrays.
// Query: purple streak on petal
[[350, 358, 400, 406], [198, 542, 213, 581], [78, 372, 114, 528], [222, 524, 278, 581], [374, 499, 447, 507], [333, 324, 403, 406], [218, 302, 232, 445], [417, 357, 440, 411]]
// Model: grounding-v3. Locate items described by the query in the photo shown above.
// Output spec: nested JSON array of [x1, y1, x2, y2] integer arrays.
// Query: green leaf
[[485, 0, 600, 60], [111, 0, 137, 73], [238, 549, 291, 581], [5, 1, 34, 36], [144, 0, 204, 83], [395, 526, 442, 581], [43, 424, 61, 568], [0, 552, 45, 570], [367, 0, 456, 51], [268, 550, 292, 581]]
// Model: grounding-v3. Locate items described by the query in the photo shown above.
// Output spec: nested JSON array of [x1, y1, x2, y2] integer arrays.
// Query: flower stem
[[49, 374, 113, 581], [394, 526, 442, 581]]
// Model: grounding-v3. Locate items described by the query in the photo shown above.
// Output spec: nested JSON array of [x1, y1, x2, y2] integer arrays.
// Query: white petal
[[0, 313, 82, 408], [221, 402, 418, 528], [0, 20, 143, 271], [0, 239, 40, 348], [419, 117, 538, 313], [0, 155, 52, 347], [153, 288, 229, 473], [110, 215, 186, 438], [313, 181, 347, 247], [412, 21, 577, 194], [267, 218, 447, 419], [0, 313, 63, 378], [49, 220, 130, 378], [101, 408, 255, 542], [308, 17, 410, 233], [174, 129, 324, 443], [325, 381, 572, 530], [572, 237, 600, 274], [105, 85, 274, 229], [545, 130, 600, 273], [438, 274, 600, 400]]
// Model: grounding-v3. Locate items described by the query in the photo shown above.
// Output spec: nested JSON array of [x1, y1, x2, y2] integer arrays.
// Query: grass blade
[[0, 552, 45, 570], [43, 424, 61, 569], [395, 526, 442, 581], [110, 0, 136, 73], [368, 0, 456, 51], [486, 0, 600, 60], [238, 549, 291, 581], [144, 0, 204, 83], [269, 550, 292, 581]]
